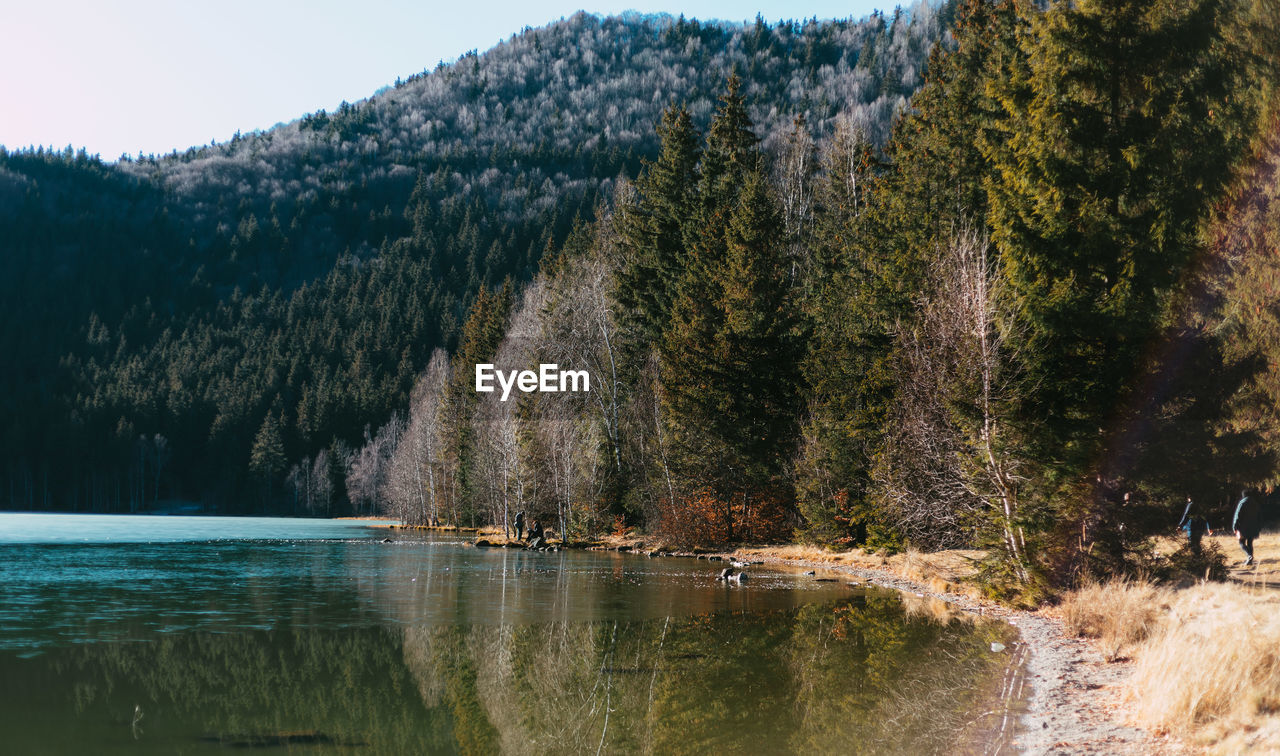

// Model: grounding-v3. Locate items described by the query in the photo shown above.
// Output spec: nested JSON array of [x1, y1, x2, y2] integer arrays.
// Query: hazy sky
[[0, 1, 891, 160]]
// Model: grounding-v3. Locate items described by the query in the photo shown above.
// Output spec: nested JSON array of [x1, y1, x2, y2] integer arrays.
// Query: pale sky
[[0, 0, 891, 160]]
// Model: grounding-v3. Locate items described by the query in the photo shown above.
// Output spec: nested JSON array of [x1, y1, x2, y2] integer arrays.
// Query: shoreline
[[457, 530, 1186, 753], [710, 550, 1185, 754]]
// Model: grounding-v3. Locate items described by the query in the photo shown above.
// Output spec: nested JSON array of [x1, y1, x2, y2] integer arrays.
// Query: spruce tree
[[662, 169, 801, 537], [713, 170, 803, 488], [697, 73, 758, 220], [985, 0, 1256, 576], [614, 106, 701, 353], [658, 74, 763, 409], [250, 410, 287, 506], [989, 0, 1251, 474]]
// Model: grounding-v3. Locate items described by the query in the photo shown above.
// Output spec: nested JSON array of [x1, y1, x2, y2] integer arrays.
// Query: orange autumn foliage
[[656, 487, 794, 546]]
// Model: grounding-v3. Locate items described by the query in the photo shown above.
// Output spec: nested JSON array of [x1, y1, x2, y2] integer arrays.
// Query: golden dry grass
[[590, 532, 648, 549], [1059, 579, 1166, 661], [1127, 582, 1280, 749], [1058, 578, 1280, 750]]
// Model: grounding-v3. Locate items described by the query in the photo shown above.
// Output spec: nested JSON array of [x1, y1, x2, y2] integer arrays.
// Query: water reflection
[[0, 592, 1016, 755], [0, 520, 1022, 753], [364, 537, 857, 627], [0, 535, 853, 651]]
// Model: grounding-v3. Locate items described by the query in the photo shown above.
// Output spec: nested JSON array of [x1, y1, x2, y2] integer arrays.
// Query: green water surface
[[0, 514, 1022, 754]]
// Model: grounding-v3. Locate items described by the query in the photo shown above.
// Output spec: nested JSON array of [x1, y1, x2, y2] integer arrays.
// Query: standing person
[[1233, 489, 1262, 566], [1176, 495, 1211, 555], [514, 510, 525, 541]]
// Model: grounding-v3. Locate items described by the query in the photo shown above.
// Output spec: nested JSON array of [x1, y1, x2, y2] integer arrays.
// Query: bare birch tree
[[876, 227, 1029, 581], [470, 285, 546, 536], [345, 415, 404, 516], [541, 232, 626, 486], [618, 352, 679, 528], [531, 389, 603, 542], [311, 448, 333, 516], [773, 114, 815, 281], [384, 350, 451, 525], [825, 114, 874, 221]]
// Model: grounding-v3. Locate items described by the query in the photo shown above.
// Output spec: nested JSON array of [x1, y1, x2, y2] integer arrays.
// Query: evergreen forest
[[4, 0, 1280, 593]]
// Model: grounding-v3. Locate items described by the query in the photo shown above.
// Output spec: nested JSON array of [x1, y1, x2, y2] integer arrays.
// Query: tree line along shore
[[10, 0, 1280, 690], [350, 0, 1280, 602]]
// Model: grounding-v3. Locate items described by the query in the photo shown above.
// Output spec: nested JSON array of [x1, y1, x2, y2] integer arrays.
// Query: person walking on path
[[1233, 489, 1262, 566], [1177, 496, 1212, 555]]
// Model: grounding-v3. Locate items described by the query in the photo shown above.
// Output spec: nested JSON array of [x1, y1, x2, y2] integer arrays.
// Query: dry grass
[[590, 532, 650, 550], [1058, 577, 1280, 749], [1059, 579, 1167, 662], [1124, 582, 1280, 748]]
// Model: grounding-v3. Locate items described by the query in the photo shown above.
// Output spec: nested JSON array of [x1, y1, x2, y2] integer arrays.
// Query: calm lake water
[[0, 513, 1023, 754]]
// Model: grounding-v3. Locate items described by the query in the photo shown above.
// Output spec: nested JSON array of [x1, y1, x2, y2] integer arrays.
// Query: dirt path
[[716, 551, 1192, 755], [1207, 530, 1280, 588]]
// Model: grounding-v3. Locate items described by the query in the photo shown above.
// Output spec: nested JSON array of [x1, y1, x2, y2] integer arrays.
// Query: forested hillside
[[0, 5, 950, 512], [361, 0, 1280, 596], [9, 0, 1276, 597]]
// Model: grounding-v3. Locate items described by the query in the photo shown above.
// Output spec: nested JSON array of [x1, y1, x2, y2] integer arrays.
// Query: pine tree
[[985, 0, 1256, 576], [250, 410, 287, 506], [614, 106, 701, 353], [691, 72, 759, 257], [714, 170, 803, 487], [989, 0, 1251, 474], [661, 169, 801, 537], [250, 411, 286, 479], [657, 74, 764, 414]]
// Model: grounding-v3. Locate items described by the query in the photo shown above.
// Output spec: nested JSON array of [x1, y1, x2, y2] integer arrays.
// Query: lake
[[0, 513, 1024, 754]]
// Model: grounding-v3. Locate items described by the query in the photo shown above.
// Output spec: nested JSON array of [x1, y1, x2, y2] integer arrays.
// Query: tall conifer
[[662, 169, 800, 535], [614, 106, 701, 352], [986, 0, 1255, 575], [988, 0, 1251, 476]]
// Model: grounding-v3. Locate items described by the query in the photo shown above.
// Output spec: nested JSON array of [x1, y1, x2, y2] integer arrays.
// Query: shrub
[[655, 488, 793, 547]]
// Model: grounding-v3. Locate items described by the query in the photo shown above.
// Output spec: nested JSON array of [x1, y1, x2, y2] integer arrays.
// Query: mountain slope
[[0, 5, 952, 512]]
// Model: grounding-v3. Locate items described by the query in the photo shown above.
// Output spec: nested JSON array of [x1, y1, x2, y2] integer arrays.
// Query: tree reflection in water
[[0, 587, 1020, 755]]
